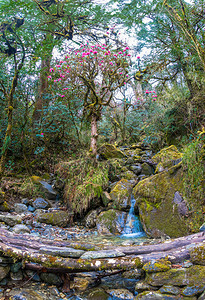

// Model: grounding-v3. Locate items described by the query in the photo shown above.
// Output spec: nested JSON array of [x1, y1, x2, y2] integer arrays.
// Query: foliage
[[55, 156, 109, 216]]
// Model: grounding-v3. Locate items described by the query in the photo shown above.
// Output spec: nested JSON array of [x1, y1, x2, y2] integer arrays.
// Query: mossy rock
[[145, 265, 205, 287], [98, 144, 126, 159], [142, 258, 172, 273], [0, 201, 11, 212], [190, 244, 205, 265], [133, 164, 190, 238], [37, 210, 73, 227], [110, 179, 133, 210], [152, 145, 183, 173], [96, 209, 127, 235], [30, 176, 42, 183], [0, 188, 6, 204], [121, 170, 138, 181]]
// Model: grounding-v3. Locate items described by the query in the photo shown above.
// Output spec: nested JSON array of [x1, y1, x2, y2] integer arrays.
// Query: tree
[[50, 42, 130, 156]]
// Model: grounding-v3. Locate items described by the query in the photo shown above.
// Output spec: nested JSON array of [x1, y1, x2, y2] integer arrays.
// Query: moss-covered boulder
[[96, 209, 127, 235], [98, 144, 126, 159], [152, 145, 182, 173], [37, 210, 73, 227], [110, 179, 133, 210], [145, 265, 205, 287], [133, 164, 190, 238], [190, 244, 205, 265], [0, 201, 11, 212], [142, 258, 171, 273]]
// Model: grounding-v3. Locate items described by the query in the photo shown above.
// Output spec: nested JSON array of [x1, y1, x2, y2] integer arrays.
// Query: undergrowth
[[55, 155, 109, 216]]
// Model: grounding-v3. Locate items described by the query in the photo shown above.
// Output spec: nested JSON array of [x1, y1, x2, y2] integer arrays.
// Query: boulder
[[0, 201, 11, 212], [133, 164, 190, 238], [14, 203, 28, 214], [12, 224, 31, 234], [110, 179, 133, 210], [40, 273, 63, 286], [96, 209, 127, 235], [130, 164, 142, 175], [0, 214, 22, 226], [39, 180, 57, 200], [84, 208, 102, 228], [80, 249, 125, 259], [33, 197, 50, 209], [141, 163, 154, 176], [37, 210, 72, 227], [142, 258, 172, 273], [107, 288, 134, 299], [98, 144, 126, 159], [70, 277, 91, 292], [152, 145, 182, 173], [39, 246, 85, 258]]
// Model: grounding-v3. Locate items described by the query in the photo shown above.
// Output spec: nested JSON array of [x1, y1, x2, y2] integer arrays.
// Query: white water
[[121, 195, 145, 238]]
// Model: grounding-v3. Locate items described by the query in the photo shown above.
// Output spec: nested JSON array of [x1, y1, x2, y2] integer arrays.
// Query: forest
[[0, 0, 204, 299]]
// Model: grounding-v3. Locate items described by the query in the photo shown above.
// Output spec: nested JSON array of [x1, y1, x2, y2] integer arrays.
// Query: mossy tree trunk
[[90, 113, 98, 157]]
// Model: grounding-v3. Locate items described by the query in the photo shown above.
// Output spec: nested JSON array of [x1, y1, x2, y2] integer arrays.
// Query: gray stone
[[173, 192, 188, 216], [199, 291, 205, 300], [33, 198, 50, 209], [80, 249, 125, 259], [0, 214, 22, 226], [141, 162, 154, 176], [14, 203, 28, 214], [123, 269, 142, 279], [39, 180, 57, 200], [11, 262, 22, 273], [159, 285, 180, 295], [84, 208, 102, 228], [110, 179, 133, 210], [200, 223, 205, 232], [135, 291, 164, 299], [0, 256, 13, 264], [107, 288, 134, 299], [181, 285, 205, 297], [130, 164, 142, 175], [28, 205, 35, 212], [0, 266, 10, 281], [12, 224, 30, 234], [40, 273, 63, 286], [86, 287, 110, 300], [39, 246, 85, 258], [135, 281, 154, 293], [24, 270, 40, 281], [10, 270, 23, 281]]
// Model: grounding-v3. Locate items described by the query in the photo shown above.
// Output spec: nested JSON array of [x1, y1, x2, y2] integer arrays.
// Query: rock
[[107, 288, 134, 299], [10, 270, 23, 281], [24, 270, 40, 282], [110, 179, 133, 210], [199, 291, 205, 300], [86, 287, 110, 300], [12, 224, 31, 234], [133, 164, 190, 238], [96, 209, 127, 235], [142, 258, 172, 273], [0, 189, 6, 204], [39, 180, 57, 200], [70, 277, 91, 292], [84, 208, 102, 228], [200, 223, 205, 232], [190, 244, 205, 265], [152, 145, 182, 173], [173, 192, 189, 216], [101, 191, 112, 206], [122, 268, 143, 279], [135, 281, 154, 293], [39, 246, 85, 258], [145, 265, 205, 287], [14, 203, 28, 214], [159, 285, 180, 295], [181, 285, 205, 297], [0, 214, 22, 226], [37, 210, 72, 227], [121, 170, 138, 182], [80, 249, 125, 259], [98, 144, 126, 159], [28, 205, 35, 212], [22, 198, 29, 205], [0, 201, 11, 212], [0, 266, 10, 281], [30, 175, 42, 183], [11, 262, 22, 273], [40, 273, 63, 286], [33, 198, 50, 209], [130, 164, 142, 175], [135, 291, 178, 299], [141, 163, 154, 176], [0, 256, 13, 264]]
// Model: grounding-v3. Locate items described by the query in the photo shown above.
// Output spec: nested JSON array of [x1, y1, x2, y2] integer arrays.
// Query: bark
[[90, 113, 98, 157], [0, 229, 204, 272], [32, 56, 51, 123]]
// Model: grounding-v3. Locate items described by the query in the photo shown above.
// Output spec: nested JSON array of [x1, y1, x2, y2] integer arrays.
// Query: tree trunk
[[90, 113, 98, 157], [32, 56, 51, 123]]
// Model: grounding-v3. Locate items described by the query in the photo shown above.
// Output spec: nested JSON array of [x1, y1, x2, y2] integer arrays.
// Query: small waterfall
[[121, 194, 145, 238]]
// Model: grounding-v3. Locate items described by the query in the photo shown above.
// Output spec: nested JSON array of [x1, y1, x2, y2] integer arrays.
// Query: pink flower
[[125, 47, 129, 50], [93, 51, 98, 54], [40, 133, 44, 136], [137, 56, 140, 59], [56, 65, 61, 68], [145, 90, 149, 94], [61, 95, 65, 97], [54, 80, 57, 82], [127, 54, 131, 56], [47, 75, 52, 79], [49, 68, 54, 72], [110, 62, 113, 65], [119, 72, 123, 74], [118, 51, 122, 54], [126, 74, 129, 77]]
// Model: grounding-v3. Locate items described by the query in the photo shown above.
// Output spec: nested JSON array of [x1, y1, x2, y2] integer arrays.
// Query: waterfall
[[121, 194, 145, 238]]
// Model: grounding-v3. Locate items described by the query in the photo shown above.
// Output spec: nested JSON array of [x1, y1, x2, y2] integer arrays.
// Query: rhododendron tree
[[50, 43, 130, 157]]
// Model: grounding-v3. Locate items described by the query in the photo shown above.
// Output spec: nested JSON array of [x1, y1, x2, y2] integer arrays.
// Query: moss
[[98, 144, 126, 159], [110, 179, 132, 210], [190, 245, 205, 265], [0, 201, 11, 212], [143, 258, 171, 273]]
